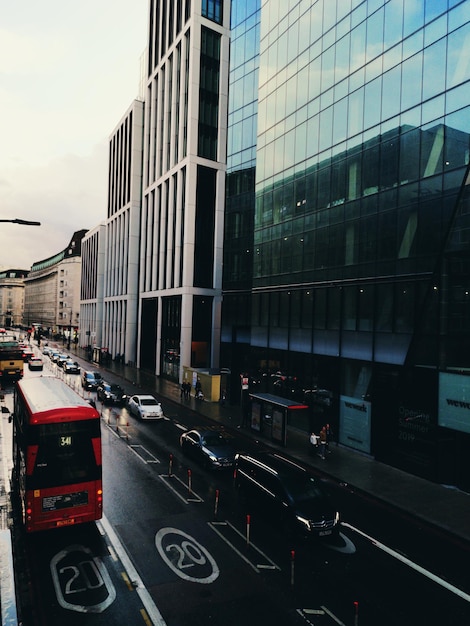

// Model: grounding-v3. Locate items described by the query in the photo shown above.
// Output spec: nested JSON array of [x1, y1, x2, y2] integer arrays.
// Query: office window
[[202, 0, 222, 24]]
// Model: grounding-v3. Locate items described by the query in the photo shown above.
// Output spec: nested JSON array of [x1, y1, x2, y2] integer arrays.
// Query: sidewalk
[[71, 347, 470, 545]]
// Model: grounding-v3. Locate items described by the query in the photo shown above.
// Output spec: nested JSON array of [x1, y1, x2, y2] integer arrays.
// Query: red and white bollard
[[187, 468, 192, 494], [168, 454, 173, 477], [214, 489, 220, 518]]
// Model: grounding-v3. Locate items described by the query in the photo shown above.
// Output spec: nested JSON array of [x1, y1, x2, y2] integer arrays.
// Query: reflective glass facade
[[222, 0, 470, 489]]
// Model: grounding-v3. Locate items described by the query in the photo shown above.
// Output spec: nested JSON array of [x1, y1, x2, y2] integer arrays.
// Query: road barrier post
[[246, 514, 251, 547], [354, 601, 359, 626], [290, 550, 295, 587], [188, 468, 192, 494], [214, 489, 220, 518]]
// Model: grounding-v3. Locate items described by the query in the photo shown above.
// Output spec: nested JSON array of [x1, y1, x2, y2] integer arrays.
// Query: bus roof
[[17, 377, 99, 423]]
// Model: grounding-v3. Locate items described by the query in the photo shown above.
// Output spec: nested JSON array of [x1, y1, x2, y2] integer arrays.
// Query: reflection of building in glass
[[221, 1, 470, 489]]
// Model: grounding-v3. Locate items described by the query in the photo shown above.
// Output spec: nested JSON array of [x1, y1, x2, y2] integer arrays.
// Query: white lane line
[[98, 514, 167, 626], [342, 522, 470, 602], [207, 521, 280, 573], [158, 474, 204, 503], [129, 444, 160, 464]]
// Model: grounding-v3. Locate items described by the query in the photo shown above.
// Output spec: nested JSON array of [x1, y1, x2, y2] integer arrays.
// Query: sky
[[0, 0, 148, 270]]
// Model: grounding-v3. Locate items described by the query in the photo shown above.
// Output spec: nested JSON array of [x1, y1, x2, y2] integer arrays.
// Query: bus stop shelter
[[249, 392, 309, 447]]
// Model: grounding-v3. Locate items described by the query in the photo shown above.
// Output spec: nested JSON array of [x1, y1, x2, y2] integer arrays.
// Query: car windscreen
[[281, 474, 327, 503], [203, 434, 230, 447], [141, 398, 158, 406]]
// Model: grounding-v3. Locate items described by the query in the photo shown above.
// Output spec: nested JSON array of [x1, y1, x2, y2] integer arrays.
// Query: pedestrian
[[325, 422, 334, 453], [319, 426, 327, 459], [309, 431, 319, 455]]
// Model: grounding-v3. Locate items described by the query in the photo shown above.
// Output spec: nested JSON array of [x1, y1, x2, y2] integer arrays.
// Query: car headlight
[[208, 455, 219, 463], [295, 515, 311, 531], [334, 511, 340, 525]]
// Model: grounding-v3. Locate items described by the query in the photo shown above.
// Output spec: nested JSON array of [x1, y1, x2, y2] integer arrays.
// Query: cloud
[[0, 0, 147, 269], [0, 144, 108, 268]]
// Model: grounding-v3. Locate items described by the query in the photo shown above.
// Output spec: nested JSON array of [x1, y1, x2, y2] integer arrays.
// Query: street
[[5, 344, 470, 625]]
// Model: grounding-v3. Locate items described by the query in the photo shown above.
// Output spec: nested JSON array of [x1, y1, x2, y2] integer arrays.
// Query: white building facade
[[137, 0, 229, 381]]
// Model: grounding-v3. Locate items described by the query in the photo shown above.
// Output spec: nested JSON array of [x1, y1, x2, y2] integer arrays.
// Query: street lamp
[[0, 218, 41, 226]]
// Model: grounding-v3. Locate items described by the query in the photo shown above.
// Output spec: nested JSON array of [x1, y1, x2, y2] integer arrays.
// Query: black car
[[234, 452, 340, 539], [82, 370, 103, 390], [97, 381, 127, 405], [180, 427, 237, 469]]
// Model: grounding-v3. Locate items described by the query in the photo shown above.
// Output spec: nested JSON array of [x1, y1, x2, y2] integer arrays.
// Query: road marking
[[122, 571, 134, 591], [158, 474, 204, 503], [98, 515, 167, 626], [208, 520, 280, 573], [129, 445, 160, 464], [155, 527, 219, 584], [343, 522, 470, 602]]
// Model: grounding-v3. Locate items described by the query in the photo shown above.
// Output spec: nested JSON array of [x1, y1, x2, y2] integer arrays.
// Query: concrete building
[[0, 270, 28, 328], [80, 223, 106, 356], [24, 230, 86, 338], [100, 100, 144, 366], [137, 0, 229, 384], [83, 0, 470, 488]]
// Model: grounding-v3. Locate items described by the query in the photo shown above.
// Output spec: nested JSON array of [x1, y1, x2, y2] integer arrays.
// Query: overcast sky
[[0, 0, 148, 270]]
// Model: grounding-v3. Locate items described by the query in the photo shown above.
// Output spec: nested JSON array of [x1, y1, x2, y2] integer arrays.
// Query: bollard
[[354, 601, 359, 626], [168, 454, 173, 476], [214, 489, 220, 518], [188, 468, 192, 494], [290, 550, 295, 587], [246, 514, 251, 547]]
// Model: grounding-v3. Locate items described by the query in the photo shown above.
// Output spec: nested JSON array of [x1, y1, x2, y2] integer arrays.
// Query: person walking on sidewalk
[[319, 426, 327, 459], [309, 431, 319, 455]]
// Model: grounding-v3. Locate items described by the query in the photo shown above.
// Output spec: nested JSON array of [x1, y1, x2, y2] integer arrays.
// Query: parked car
[[42, 346, 52, 357], [82, 370, 103, 390], [63, 360, 81, 375], [28, 356, 44, 371], [56, 353, 70, 368], [234, 452, 340, 539], [97, 381, 127, 405], [180, 427, 236, 469], [48, 350, 60, 361], [51, 351, 66, 364], [127, 394, 163, 420]]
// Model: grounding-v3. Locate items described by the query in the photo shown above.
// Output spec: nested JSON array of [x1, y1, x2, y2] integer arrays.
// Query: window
[[201, 0, 223, 25]]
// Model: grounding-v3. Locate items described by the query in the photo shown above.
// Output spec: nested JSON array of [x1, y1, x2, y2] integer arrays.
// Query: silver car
[[127, 394, 164, 419]]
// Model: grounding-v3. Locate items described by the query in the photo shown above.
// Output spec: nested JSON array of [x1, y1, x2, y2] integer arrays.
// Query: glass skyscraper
[[222, 0, 470, 489]]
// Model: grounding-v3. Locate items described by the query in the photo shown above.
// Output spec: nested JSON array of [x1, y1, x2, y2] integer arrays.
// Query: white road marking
[[158, 474, 204, 503], [343, 522, 470, 602], [129, 445, 160, 464], [98, 515, 167, 626]]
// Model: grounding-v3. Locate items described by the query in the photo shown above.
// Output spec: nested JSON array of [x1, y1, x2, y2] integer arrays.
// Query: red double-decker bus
[[12, 377, 102, 532]]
